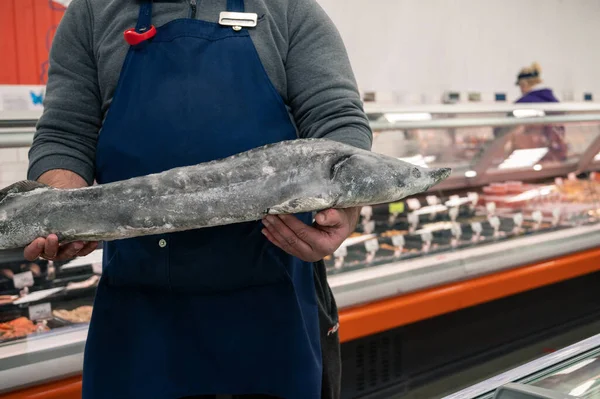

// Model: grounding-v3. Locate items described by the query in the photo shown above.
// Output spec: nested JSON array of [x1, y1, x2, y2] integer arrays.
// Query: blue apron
[[83, 1, 322, 397]]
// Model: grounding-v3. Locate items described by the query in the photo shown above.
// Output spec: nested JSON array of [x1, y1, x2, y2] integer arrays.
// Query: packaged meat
[[66, 275, 100, 291], [53, 306, 93, 324], [0, 317, 48, 340], [483, 183, 508, 195], [0, 295, 16, 306], [506, 181, 524, 193], [380, 230, 408, 237]]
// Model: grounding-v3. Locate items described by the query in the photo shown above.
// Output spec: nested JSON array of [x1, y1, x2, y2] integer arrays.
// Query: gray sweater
[[28, 0, 372, 185]]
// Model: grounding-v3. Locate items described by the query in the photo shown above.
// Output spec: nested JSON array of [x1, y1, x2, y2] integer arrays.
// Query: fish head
[[331, 150, 451, 206]]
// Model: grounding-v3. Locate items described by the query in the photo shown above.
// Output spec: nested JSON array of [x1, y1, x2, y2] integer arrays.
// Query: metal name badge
[[219, 12, 258, 31]]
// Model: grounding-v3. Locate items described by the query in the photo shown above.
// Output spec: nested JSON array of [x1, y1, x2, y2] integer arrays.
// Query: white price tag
[[467, 192, 479, 205], [426, 195, 439, 206], [568, 173, 577, 181], [13, 271, 34, 289], [489, 216, 500, 229], [363, 220, 376, 234], [391, 234, 405, 247], [92, 262, 103, 275], [333, 245, 347, 258], [486, 202, 496, 215], [532, 211, 543, 223], [420, 230, 433, 243], [28, 302, 52, 321], [364, 238, 379, 253], [406, 198, 421, 211], [513, 213, 523, 227], [449, 195, 460, 202], [407, 212, 419, 226], [360, 206, 373, 220], [552, 208, 562, 220], [552, 208, 562, 226], [449, 207, 459, 221], [555, 177, 564, 186], [471, 222, 483, 234], [451, 223, 462, 238]]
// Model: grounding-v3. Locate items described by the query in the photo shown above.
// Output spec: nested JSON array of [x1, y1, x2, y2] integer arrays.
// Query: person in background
[[507, 62, 568, 162], [22, 0, 372, 398], [515, 62, 560, 103]]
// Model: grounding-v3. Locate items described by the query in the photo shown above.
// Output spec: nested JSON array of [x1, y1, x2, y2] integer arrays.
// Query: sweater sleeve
[[285, 0, 372, 151], [27, 0, 101, 185]]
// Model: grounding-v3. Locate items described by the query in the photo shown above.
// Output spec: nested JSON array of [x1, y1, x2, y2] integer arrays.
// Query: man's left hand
[[261, 208, 361, 262]]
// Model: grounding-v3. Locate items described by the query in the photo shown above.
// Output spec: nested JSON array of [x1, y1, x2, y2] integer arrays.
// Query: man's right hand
[[23, 169, 99, 262], [24, 236, 98, 262]]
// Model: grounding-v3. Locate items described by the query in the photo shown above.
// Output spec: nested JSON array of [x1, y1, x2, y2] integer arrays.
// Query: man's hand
[[24, 235, 98, 262], [23, 170, 99, 262], [261, 207, 361, 262]]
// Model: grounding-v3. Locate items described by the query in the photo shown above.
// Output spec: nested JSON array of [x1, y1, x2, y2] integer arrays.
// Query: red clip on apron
[[85, 1, 322, 397]]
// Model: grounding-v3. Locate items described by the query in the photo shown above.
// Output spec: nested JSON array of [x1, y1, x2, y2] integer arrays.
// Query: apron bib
[[84, 1, 322, 397]]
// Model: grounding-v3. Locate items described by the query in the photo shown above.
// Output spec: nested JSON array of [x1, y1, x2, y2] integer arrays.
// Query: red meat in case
[[0, 317, 48, 340]]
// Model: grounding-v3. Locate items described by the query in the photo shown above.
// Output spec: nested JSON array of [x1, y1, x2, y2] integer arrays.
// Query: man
[[24, 0, 372, 398]]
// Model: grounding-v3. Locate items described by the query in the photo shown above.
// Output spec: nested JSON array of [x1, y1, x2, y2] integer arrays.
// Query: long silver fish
[[0, 139, 450, 250]]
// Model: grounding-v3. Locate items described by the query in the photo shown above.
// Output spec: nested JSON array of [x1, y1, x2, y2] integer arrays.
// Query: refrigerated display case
[[1, 104, 600, 398], [445, 333, 600, 399]]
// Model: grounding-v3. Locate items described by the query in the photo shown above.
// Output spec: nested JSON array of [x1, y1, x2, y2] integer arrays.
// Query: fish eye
[[412, 168, 422, 178]]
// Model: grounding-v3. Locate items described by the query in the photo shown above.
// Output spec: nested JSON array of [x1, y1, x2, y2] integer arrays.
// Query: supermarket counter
[[1, 235, 599, 398], [2, 104, 600, 398]]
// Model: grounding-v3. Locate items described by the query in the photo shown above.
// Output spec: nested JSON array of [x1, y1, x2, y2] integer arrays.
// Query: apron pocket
[[103, 235, 170, 289], [167, 224, 290, 294]]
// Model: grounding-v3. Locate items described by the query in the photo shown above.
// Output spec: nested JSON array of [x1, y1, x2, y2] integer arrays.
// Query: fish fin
[[0, 181, 50, 203]]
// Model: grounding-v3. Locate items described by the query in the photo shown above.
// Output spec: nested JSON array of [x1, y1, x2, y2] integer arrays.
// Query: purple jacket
[[516, 88, 559, 103]]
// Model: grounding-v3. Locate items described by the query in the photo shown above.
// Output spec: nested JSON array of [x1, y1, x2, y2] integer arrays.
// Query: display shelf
[[2, 105, 600, 397], [0, 326, 86, 394], [0, 111, 40, 128], [338, 246, 600, 343], [369, 113, 600, 132], [329, 224, 600, 310], [0, 248, 599, 396], [0, 128, 34, 148], [363, 102, 600, 116]]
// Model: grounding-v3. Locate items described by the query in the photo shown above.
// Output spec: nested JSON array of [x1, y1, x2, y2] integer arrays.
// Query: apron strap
[[226, 0, 245, 12], [136, 0, 154, 32]]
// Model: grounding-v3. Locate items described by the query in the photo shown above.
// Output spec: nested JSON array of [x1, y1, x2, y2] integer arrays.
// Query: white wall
[[0, 148, 30, 187], [317, 0, 600, 103]]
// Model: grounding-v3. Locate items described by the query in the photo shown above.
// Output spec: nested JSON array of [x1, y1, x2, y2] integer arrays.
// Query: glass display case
[[327, 104, 600, 309], [445, 333, 600, 399], [1, 104, 600, 394]]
